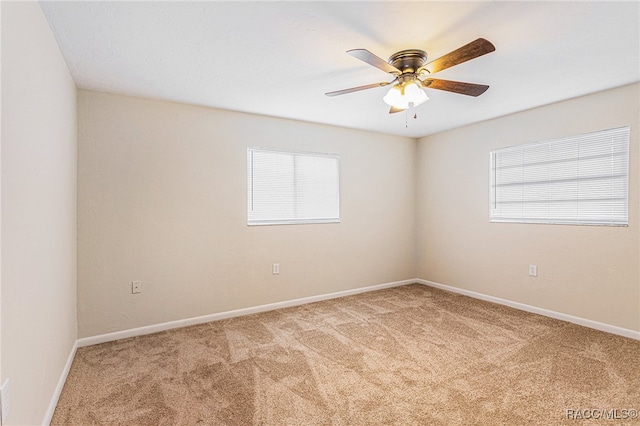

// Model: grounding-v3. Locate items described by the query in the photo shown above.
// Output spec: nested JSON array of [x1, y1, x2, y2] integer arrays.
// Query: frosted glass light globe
[[404, 82, 428, 107], [382, 86, 408, 109], [382, 81, 429, 109]]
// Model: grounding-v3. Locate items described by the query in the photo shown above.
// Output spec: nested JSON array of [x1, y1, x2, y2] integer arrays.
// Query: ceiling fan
[[325, 38, 495, 114]]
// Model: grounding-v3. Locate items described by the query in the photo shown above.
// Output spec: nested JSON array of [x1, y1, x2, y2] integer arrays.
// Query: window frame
[[489, 126, 630, 227], [247, 147, 341, 226]]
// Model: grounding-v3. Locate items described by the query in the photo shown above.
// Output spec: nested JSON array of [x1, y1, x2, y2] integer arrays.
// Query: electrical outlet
[[272, 263, 280, 275], [1, 378, 10, 424], [528, 264, 538, 277], [132, 280, 142, 294]]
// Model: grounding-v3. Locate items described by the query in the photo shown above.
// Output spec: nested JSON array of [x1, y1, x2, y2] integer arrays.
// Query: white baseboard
[[49, 277, 638, 426], [417, 279, 640, 341], [77, 279, 415, 347], [42, 340, 77, 425], [52, 277, 638, 423], [77, 277, 640, 348]]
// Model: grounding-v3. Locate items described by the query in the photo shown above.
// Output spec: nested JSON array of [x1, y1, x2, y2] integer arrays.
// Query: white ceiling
[[39, 1, 639, 138]]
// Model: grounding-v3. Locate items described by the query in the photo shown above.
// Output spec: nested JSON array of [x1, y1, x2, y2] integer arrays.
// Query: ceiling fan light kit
[[326, 38, 495, 115], [382, 79, 429, 110]]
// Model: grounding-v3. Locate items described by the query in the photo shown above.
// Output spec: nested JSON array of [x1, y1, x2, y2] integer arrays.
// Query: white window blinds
[[247, 148, 340, 225], [490, 126, 630, 226]]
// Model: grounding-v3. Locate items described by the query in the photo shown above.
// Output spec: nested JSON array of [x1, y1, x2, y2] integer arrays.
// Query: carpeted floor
[[52, 284, 639, 425]]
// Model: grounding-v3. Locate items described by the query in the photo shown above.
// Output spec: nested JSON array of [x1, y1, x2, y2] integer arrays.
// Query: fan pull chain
[[405, 110, 419, 128]]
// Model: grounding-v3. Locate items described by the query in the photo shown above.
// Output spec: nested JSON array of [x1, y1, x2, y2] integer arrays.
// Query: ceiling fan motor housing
[[388, 49, 428, 73]]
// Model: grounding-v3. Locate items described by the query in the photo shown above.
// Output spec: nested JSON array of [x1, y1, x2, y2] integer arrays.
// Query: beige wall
[[417, 83, 640, 332], [0, 4, 637, 421], [77, 90, 417, 338], [1, 2, 78, 425]]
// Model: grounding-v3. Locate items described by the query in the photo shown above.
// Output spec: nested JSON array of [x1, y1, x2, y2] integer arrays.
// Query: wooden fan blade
[[421, 78, 489, 97], [423, 38, 495, 74], [325, 81, 391, 97], [389, 106, 405, 114], [347, 49, 401, 75]]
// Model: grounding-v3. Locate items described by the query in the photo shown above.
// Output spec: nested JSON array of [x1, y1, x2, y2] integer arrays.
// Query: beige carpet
[[52, 284, 639, 425]]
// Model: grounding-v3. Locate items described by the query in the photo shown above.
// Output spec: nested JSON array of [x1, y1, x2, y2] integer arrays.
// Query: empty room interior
[[1, 1, 639, 425]]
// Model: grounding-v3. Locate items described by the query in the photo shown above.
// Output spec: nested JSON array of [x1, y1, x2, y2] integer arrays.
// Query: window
[[247, 148, 340, 225], [490, 126, 629, 226]]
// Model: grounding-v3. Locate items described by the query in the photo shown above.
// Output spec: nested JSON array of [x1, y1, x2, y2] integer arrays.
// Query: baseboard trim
[[417, 279, 640, 341], [77, 279, 416, 347], [77, 277, 639, 347], [42, 340, 77, 425]]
